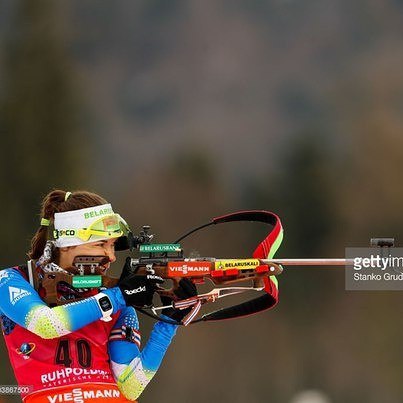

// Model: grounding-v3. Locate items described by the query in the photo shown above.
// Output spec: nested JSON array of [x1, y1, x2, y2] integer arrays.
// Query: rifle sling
[[175, 210, 283, 323]]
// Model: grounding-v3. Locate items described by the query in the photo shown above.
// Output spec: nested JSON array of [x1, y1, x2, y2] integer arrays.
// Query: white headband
[[54, 203, 116, 247]]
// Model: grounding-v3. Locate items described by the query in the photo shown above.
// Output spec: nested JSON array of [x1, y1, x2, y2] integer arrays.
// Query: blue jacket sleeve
[[0, 268, 126, 339]]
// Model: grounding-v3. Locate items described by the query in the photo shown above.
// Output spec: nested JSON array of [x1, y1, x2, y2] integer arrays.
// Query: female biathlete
[[0, 190, 196, 402]]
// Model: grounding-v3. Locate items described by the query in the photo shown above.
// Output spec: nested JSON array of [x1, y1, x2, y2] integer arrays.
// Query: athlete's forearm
[[109, 311, 177, 400], [0, 268, 126, 339]]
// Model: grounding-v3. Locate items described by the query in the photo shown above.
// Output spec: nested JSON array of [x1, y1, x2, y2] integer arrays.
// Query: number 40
[[55, 339, 92, 368]]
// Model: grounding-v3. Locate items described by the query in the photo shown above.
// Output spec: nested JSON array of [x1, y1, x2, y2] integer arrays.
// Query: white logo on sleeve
[[0, 271, 9, 287], [9, 287, 31, 305]]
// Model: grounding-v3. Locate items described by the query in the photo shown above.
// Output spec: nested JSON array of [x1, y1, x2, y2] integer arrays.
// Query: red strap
[[194, 211, 282, 322]]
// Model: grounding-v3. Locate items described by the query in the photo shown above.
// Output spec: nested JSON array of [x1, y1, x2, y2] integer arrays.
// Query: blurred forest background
[[1, 0, 403, 402]]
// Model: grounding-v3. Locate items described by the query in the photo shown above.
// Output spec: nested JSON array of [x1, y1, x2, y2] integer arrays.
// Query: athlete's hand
[[160, 278, 198, 322], [118, 258, 163, 307]]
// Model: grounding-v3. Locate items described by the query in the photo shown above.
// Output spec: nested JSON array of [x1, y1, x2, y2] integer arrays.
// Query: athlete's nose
[[105, 243, 116, 263]]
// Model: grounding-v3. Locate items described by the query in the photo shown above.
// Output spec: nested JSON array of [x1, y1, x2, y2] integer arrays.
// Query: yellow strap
[[64, 191, 72, 201]]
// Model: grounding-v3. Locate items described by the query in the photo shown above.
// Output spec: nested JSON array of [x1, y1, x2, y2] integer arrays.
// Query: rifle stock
[[29, 257, 282, 307]]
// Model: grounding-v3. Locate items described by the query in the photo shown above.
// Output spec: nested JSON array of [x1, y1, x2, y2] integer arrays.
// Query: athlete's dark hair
[[28, 189, 107, 259]]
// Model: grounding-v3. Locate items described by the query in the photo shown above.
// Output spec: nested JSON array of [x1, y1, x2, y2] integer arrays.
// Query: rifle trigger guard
[[146, 263, 155, 274]]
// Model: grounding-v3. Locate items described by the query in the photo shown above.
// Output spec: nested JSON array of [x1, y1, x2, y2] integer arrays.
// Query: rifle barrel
[[262, 258, 353, 266]]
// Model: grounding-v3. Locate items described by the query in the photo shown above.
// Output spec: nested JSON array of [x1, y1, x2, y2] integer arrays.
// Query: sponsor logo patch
[[168, 261, 211, 277], [214, 259, 260, 271], [46, 387, 121, 402], [16, 342, 36, 359], [9, 287, 31, 305], [140, 243, 181, 253], [72, 275, 102, 288]]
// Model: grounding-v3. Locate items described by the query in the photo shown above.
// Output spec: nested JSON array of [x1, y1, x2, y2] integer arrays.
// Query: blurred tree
[[115, 144, 230, 250], [0, 2, 86, 399], [0, 0, 86, 267], [241, 131, 337, 256], [239, 132, 341, 395], [333, 66, 403, 243]]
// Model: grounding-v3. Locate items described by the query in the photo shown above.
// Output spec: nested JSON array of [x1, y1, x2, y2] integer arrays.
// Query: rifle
[[30, 211, 378, 325]]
